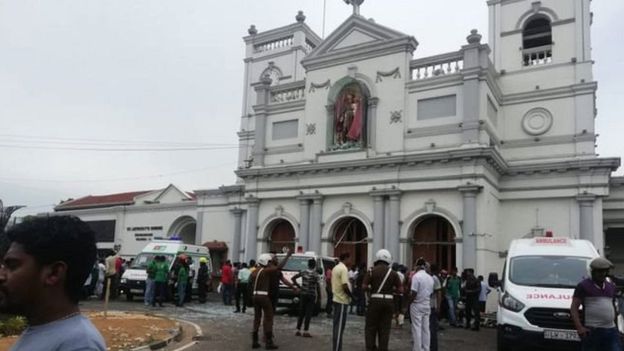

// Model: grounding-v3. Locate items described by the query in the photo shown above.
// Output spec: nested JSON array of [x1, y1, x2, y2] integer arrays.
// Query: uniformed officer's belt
[[371, 293, 394, 300], [253, 291, 268, 296]]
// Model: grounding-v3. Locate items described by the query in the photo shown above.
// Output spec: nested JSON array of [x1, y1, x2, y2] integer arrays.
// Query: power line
[[0, 134, 237, 147], [0, 162, 238, 183], [0, 143, 242, 152]]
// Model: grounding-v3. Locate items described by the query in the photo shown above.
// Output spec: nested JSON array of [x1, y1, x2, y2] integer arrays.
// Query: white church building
[[195, 0, 624, 276], [45, 0, 624, 277]]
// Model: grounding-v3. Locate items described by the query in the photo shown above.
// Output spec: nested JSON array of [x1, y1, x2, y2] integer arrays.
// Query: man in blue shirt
[[0, 216, 106, 351]]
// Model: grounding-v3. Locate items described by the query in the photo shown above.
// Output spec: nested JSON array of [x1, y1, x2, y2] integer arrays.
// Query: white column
[[309, 197, 323, 254], [458, 185, 482, 270], [252, 76, 272, 166], [244, 199, 259, 262], [298, 198, 311, 251], [372, 195, 385, 255], [577, 194, 596, 242], [388, 193, 401, 261], [230, 209, 243, 262]]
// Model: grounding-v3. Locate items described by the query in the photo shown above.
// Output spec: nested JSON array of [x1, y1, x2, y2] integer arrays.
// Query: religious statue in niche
[[333, 83, 366, 149]]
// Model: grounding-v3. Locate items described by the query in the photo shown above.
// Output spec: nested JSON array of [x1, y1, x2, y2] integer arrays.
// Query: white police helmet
[[258, 253, 273, 267], [375, 249, 392, 265]]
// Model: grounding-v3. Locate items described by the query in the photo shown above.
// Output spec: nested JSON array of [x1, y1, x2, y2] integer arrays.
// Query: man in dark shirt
[[363, 249, 402, 351], [197, 257, 209, 304], [463, 268, 481, 331], [571, 257, 622, 351], [292, 259, 321, 337]]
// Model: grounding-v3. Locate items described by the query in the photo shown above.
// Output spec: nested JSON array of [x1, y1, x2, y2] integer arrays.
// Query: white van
[[120, 240, 212, 301], [276, 252, 337, 313], [488, 236, 603, 351]]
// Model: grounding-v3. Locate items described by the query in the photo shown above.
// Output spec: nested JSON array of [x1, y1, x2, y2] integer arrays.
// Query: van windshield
[[509, 256, 590, 288], [131, 253, 174, 269], [280, 256, 313, 272]]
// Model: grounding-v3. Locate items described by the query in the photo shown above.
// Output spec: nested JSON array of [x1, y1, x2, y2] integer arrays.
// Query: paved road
[[83, 294, 497, 351]]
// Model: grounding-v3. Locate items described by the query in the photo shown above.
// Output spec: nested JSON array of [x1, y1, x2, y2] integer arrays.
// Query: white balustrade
[[523, 46, 553, 66], [270, 86, 305, 104], [254, 36, 294, 53], [304, 39, 316, 53], [410, 52, 464, 80]]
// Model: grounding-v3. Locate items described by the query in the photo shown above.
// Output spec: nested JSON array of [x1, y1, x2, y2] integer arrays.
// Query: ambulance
[[119, 239, 212, 301], [488, 235, 612, 351]]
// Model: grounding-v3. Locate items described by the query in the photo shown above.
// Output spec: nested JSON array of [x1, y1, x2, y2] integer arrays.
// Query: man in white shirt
[[410, 258, 434, 351]]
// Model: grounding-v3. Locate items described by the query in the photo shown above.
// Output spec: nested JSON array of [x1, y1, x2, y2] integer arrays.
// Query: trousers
[[410, 304, 431, 351], [332, 302, 349, 351], [581, 327, 622, 351], [365, 299, 394, 351], [296, 294, 316, 331], [429, 308, 439, 351], [253, 295, 274, 334], [144, 278, 155, 306], [465, 295, 480, 330], [236, 282, 249, 311]]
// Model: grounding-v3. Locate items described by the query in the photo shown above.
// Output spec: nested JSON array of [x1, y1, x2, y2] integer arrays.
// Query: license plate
[[544, 329, 580, 341], [130, 289, 143, 294], [278, 299, 292, 304]]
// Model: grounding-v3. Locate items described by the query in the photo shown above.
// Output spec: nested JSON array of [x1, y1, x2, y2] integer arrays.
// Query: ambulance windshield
[[131, 253, 174, 269], [509, 256, 590, 288]]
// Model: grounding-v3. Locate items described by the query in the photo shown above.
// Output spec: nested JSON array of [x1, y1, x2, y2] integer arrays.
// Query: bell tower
[[488, 0, 593, 87], [488, 0, 597, 160]]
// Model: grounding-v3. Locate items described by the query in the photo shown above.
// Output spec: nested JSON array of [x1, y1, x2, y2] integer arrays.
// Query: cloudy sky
[[1, 0, 622, 210]]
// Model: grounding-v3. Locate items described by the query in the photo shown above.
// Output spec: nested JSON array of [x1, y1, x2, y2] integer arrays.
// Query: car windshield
[[280, 256, 312, 272], [509, 256, 591, 288], [131, 253, 174, 269]]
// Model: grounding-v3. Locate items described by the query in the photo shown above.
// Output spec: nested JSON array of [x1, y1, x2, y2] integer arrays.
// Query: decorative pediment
[[331, 29, 379, 50], [302, 15, 418, 70]]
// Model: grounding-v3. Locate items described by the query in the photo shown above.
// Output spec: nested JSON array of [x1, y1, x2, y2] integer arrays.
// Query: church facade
[[196, 0, 624, 275]]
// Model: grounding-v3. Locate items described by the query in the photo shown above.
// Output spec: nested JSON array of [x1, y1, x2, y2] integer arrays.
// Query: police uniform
[[363, 263, 401, 351], [250, 253, 291, 350]]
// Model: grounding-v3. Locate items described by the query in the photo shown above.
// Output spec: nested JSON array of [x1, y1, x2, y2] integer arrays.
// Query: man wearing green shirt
[[176, 258, 189, 307], [144, 259, 157, 307], [444, 267, 461, 327], [153, 256, 169, 307]]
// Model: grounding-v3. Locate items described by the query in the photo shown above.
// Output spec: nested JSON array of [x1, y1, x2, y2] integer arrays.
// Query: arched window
[[523, 16, 553, 66]]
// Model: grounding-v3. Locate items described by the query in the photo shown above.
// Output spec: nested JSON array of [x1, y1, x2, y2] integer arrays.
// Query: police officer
[[250, 250, 293, 349], [362, 249, 403, 351]]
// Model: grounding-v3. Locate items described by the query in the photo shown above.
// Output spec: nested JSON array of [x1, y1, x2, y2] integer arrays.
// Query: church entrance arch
[[267, 219, 296, 253], [411, 216, 456, 270], [332, 216, 368, 268]]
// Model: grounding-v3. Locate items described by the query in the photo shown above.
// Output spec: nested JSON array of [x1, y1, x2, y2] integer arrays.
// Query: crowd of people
[[1, 215, 622, 351]]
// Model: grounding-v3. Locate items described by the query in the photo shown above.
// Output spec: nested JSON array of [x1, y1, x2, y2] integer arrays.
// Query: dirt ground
[[0, 311, 178, 351]]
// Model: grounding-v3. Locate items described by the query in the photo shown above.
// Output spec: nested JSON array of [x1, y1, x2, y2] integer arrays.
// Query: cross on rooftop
[[344, 0, 364, 16]]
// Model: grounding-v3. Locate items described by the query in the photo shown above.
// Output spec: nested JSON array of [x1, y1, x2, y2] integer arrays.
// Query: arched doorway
[[268, 219, 296, 253], [168, 216, 197, 244], [411, 216, 456, 270], [332, 217, 368, 268]]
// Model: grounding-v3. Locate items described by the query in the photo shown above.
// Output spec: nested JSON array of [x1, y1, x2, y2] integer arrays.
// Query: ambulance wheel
[[126, 292, 133, 301], [497, 327, 511, 351]]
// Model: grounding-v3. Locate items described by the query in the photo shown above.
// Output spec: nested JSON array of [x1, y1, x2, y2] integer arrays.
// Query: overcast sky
[[1, 0, 623, 210]]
